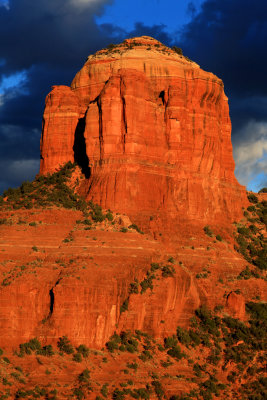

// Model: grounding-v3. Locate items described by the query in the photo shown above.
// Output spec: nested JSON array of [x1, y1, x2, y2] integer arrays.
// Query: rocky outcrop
[[40, 36, 247, 229], [0, 209, 200, 349], [2, 208, 263, 350], [226, 291, 246, 319]]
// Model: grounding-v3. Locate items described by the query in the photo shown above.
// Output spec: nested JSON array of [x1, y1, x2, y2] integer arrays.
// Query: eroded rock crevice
[[121, 96, 127, 152], [73, 116, 91, 179], [48, 278, 61, 318], [159, 90, 165, 105], [49, 288, 54, 315], [97, 98, 104, 163]]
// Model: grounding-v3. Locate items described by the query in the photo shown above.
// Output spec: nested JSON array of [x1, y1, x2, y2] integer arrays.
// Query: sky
[[0, 0, 266, 193]]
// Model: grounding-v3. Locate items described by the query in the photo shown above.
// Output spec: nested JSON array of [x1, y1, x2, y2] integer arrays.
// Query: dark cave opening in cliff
[[159, 90, 165, 105], [73, 117, 91, 179], [49, 288, 54, 315]]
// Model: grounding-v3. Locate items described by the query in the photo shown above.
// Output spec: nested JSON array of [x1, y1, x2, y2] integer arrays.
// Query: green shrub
[[195, 306, 220, 336], [37, 344, 54, 357], [249, 224, 258, 234], [82, 219, 92, 226], [176, 326, 192, 347], [172, 46, 183, 55], [247, 193, 258, 204], [140, 275, 154, 293], [29, 222, 37, 227], [193, 362, 203, 377], [89, 201, 105, 222], [76, 344, 90, 358], [57, 336, 74, 354], [106, 333, 121, 352], [101, 384, 109, 398], [139, 350, 153, 362], [253, 248, 267, 270], [164, 336, 178, 349], [2, 278, 11, 286], [150, 263, 160, 271], [112, 389, 125, 400], [73, 352, 82, 362], [73, 387, 85, 400], [204, 226, 213, 237], [126, 362, 138, 370], [128, 224, 143, 234], [161, 265, 175, 277], [120, 331, 138, 353], [129, 279, 139, 294], [167, 345, 184, 360], [237, 266, 260, 280], [237, 226, 251, 237], [120, 298, 129, 313], [106, 212, 114, 221], [19, 338, 42, 356], [151, 381, 164, 400], [78, 368, 90, 383]]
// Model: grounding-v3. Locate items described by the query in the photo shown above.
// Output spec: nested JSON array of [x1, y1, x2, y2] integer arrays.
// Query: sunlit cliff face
[[40, 37, 247, 228]]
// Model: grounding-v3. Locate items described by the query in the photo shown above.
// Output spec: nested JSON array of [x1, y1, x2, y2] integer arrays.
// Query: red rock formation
[[40, 85, 86, 173], [0, 38, 265, 397], [40, 36, 247, 229], [2, 207, 265, 351], [226, 291, 246, 319]]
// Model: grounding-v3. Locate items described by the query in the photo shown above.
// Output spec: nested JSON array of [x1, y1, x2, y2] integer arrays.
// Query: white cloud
[[233, 120, 267, 191], [69, 0, 107, 7]]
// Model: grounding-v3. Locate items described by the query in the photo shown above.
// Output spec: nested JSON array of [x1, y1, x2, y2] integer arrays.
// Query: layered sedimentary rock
[[1, 208, 262, 350], [40, 36, 247, 227]]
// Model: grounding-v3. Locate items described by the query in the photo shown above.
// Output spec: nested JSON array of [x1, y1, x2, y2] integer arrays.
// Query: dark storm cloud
[[179, 0, 267, 190], [0, 0, 115, 192], [0, 64, 77, 130], [181, 0, 267, 99], [127, 22, 173, 45], [98, 21, 173, 48], [0, 0, 113, 74], [229, 95, 267, 132]]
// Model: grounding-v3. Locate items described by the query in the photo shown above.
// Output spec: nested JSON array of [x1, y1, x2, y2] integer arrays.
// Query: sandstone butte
[[40, 36, 248, 233], [0, 37, 266, 399]]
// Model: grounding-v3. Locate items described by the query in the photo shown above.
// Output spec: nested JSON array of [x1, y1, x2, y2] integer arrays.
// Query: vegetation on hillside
[[0, 303, 265, 399], [234, 192, 267, 271], [0, 162, 87, 212], [92, 38, 192, 61]]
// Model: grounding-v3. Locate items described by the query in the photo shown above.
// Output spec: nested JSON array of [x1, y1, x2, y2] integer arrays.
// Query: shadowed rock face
[[40, 36, 247, 228]]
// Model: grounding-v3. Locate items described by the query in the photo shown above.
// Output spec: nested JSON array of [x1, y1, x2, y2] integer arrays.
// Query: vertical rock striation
[[40, 36, 247, 228]]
